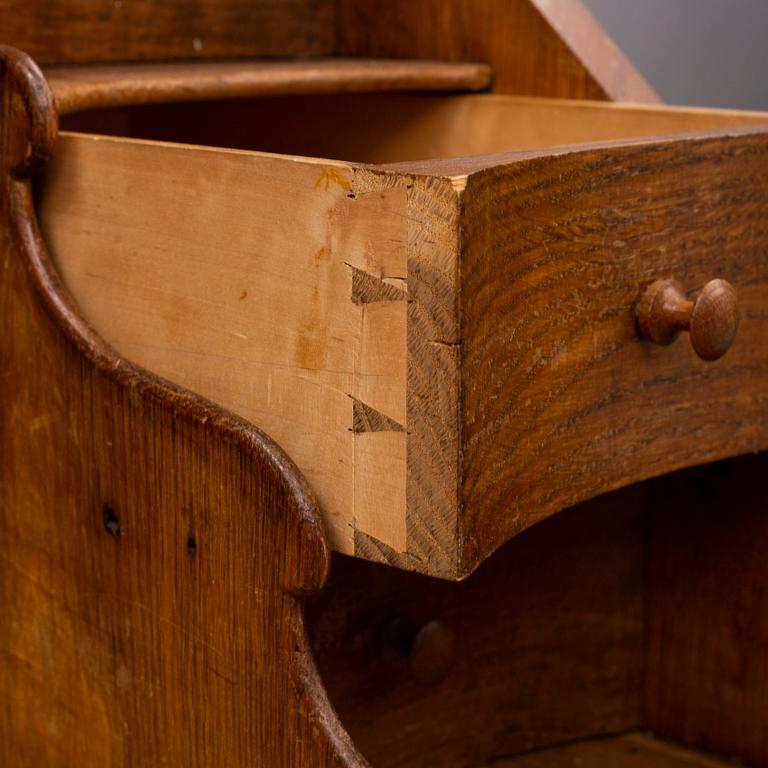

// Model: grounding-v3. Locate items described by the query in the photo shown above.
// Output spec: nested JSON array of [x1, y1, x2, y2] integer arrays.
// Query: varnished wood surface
[[336, 0, 657, 102], [491, 733, 736, 768], [0, 45, 365, 767], [646, 456, 768, 766], [48, 59, 493, 115], [459, 131, 768, 575], [0, 0, 335, 65], [307, 494, 645, 767]]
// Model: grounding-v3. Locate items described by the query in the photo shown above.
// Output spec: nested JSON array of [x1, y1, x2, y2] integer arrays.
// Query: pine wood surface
[[0, 45, 366, 768], [57, 93, 768, 166], [490, 733, 736, 768], [48, 59, 493, 115]]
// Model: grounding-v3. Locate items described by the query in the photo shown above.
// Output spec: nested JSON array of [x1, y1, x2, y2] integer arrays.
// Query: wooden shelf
[[46, 58, 492, 114], [493, 733, 735, 767]]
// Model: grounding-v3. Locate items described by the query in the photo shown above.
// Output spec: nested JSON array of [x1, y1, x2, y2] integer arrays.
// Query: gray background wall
[[583, 0, 768, 109]]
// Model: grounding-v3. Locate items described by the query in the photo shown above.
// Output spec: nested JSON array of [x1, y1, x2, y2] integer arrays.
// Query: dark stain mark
[[239, 290, 247, 300], [187, 535, 197, 555], [350, 396, 405, 433], [103, 506, 120, 538], [349, 265, 407, 305]]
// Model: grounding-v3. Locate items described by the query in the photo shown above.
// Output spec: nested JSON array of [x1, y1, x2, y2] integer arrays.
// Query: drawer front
[[460, 131, 768, 572]]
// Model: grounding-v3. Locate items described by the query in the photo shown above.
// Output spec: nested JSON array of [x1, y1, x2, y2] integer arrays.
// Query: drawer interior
[[305, 452, 768, 767], [59, 92, 768, 165]]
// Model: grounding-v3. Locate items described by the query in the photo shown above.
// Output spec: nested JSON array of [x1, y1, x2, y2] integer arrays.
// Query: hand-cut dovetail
[[351, 396, 405, 433], [350, 265, 407, 305]]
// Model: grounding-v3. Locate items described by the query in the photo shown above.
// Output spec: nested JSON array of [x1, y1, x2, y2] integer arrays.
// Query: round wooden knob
[[637, 278, 739, 361], [409, 621, 455, 686]]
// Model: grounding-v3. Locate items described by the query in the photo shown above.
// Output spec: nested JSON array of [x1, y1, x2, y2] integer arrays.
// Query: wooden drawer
[[37, 67, 768, 578]]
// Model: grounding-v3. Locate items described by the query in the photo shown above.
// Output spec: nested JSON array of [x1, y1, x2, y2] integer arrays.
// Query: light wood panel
[[38, 134, 416, 558], [59, 93, 768, 166]]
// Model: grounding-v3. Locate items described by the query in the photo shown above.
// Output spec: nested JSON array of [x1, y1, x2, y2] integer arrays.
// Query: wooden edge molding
[[1, 45, 368, 766], [47, 58, 493, 115]]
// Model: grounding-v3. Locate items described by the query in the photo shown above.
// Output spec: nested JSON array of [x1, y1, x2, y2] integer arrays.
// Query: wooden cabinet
[[1, 2, 767, 765]]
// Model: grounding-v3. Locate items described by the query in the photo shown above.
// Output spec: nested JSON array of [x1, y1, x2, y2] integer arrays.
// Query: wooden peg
[[637, 278, 739, 361]]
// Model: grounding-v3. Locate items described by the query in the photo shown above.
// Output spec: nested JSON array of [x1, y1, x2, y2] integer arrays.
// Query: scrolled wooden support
[[637, 278, 740, 361], [0, 44, 365, 766], [0, 44, 57, 177]]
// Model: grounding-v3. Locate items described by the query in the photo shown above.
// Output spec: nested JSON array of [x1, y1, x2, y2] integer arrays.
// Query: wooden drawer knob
[[637, 278, 739, 361]]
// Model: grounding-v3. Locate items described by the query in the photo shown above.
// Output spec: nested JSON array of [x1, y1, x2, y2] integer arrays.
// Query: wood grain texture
[[37, 134, 420, 563], [459, 131, 768, 575], [308, 492, 645, 767], [0, 46, 365, 767], [0, 0, 335, 65], [491, 733, 736, 768], [336, 0, 657, 102], [48, 59, 493, 115], [646, 456, 768, 766]]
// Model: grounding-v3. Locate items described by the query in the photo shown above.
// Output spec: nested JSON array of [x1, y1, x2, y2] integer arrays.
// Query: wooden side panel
[[0, 0, 334, 65], [308, 492, 645, 767], [646, 455, 768, 766], [459, 132, 768, 574], [39, 132, 467, 578], [336, 0, 657, 102], [0, 47, 364, 767]]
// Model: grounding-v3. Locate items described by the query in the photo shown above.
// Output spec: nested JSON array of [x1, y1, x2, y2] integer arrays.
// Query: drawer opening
[[305, 453, 768, 767], [59, 92, 768, 165]]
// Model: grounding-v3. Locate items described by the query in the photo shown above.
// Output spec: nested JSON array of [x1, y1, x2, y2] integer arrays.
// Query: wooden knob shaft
[[637, 278, 739, 361]]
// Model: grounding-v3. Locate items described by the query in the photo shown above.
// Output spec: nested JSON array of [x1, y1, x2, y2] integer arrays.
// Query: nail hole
[[187, 535, 197, 555], [103, 506, 120, 538]]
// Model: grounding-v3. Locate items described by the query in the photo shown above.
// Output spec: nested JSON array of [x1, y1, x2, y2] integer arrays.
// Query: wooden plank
[[48, 59, 493, 115], [458, 129, 768, 575], [646, 455, 768, 766], [307, 494, 645, 767], [0, 0, 335, 65], [336, 0, 657, 102], [38, 133, 415, 561], [492, 733, 735, 767]]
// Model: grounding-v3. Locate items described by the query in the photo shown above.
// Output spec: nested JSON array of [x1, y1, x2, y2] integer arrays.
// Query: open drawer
[[36, 60, 768, 579]]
